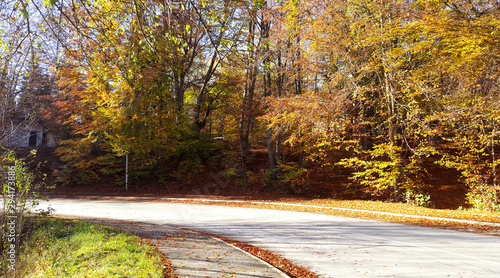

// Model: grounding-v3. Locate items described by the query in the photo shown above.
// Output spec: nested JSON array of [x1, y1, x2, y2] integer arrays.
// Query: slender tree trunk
[[383, 64, 400, 198], [276, 131, 282, 162], [379, 9, 401, 199], [193, 51, 218, 133], [239, 17, 257, 155], [274, 47, 284, 164], [294, 37, 302, 95], [261, 13, 277, 177], [265, 129, 279, 181], [242, 67, 256, 154], [173, 71, 186, 115]]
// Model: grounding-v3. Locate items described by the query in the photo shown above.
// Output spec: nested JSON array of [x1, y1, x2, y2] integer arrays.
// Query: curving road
[[36, 198, 500, 277]]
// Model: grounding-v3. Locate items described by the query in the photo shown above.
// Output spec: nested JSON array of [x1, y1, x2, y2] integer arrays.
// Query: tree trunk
[[193, 50, 218, 133], [261, 14, 277, 177], [294, 36, 302, 95], [173, 71, 186, 115], [239, 17, 257, 155], [242, 66, 256, 155]]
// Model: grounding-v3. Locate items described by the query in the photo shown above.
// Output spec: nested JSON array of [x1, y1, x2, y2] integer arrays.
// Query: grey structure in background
[[4, 125, 60, 148]]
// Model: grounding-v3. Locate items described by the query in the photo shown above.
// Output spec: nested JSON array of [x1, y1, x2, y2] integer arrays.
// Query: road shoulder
[[61, 217, 291, 278]]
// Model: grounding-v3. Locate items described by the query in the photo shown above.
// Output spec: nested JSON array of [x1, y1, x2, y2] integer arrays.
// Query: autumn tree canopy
[[2, 0, 499, 210]]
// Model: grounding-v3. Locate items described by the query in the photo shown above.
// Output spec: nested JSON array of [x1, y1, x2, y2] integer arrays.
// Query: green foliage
[[2, 150, 43, 203], [1, 149, 45, 217], [15, 217, 164, 278], [466, 185, 500, 212], [233, 171, 259, 188], [43, 0, 59, 6], [53, 138, 104, 185], [405, 190, 433, 208], [172, 137, 222, 181], [264, 162, 309, 194], [219, 167, 240, 180], [1, 149, 46, 277], [219, 167, 259, 189], [339, 143, 432, 200], [278, 162, 309, 194], [339, 144, 403, 196]]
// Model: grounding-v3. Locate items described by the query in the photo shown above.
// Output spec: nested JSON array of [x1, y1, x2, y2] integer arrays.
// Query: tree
[[43, 0, 246, 183], [7, 0, 496, 208]]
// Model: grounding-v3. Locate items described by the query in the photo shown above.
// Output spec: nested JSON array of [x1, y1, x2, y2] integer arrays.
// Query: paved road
[[36, 198, 500, 277]]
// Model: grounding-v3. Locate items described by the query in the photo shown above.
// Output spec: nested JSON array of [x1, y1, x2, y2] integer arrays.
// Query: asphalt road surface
[[35, 198, 500, 277]]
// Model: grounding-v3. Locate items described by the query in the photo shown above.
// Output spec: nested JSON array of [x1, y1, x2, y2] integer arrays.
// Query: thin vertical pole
[[125, 154, 129, 190], [493, 121, 496, 188]]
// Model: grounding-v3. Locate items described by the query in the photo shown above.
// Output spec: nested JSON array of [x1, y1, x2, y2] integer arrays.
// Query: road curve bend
[[36, 198, 500, 278]]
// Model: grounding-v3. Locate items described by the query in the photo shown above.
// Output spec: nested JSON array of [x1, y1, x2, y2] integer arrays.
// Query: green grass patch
[[11, 217, 164, 277]]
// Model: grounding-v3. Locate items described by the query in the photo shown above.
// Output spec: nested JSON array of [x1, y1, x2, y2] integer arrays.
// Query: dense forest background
[[1, 0, 499, 210]]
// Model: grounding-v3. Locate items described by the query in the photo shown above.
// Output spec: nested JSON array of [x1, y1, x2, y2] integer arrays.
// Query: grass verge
[[3, 216, 167, 278]]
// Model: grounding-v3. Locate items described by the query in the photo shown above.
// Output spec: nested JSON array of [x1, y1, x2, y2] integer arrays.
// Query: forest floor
[[38, 146, 468, 210]]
